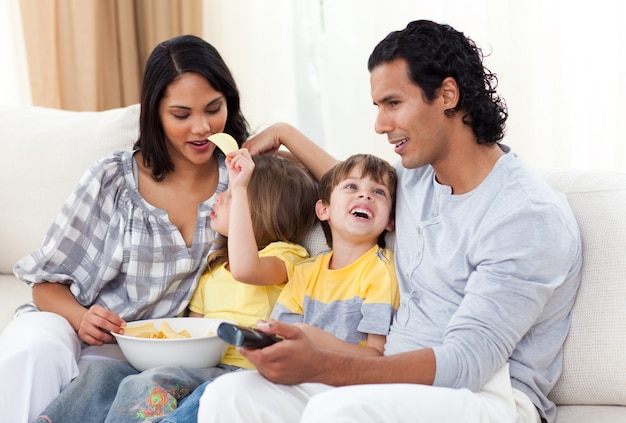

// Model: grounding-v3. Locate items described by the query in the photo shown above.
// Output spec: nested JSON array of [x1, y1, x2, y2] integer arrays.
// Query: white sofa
[[1, 104, 625, 422]]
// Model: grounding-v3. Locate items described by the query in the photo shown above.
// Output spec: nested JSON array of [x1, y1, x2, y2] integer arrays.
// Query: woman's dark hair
[[368, 20, 507, 144], [135, 34, 250, 180]]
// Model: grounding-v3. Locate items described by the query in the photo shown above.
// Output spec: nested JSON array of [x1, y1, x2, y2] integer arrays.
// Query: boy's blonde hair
[[207, 154, 318, 269], [318, 154, 397, 248]]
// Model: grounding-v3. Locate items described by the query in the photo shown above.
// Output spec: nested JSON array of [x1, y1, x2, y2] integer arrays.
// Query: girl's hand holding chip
[[226, 149, 255, 191], [77, 304, 126, 346]]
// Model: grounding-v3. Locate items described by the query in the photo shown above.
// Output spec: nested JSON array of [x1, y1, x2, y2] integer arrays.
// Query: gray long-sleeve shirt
[[385, 146, 582, 423]]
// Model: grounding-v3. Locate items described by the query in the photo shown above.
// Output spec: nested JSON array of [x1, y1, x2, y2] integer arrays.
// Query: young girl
[[34, 149, 319, 423]]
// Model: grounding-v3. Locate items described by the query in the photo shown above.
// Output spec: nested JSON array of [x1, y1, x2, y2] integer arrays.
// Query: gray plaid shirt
[[14, 150, 228, 321]]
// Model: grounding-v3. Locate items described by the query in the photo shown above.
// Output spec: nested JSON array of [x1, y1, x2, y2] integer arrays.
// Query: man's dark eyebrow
[[373, 94, 397, 106]]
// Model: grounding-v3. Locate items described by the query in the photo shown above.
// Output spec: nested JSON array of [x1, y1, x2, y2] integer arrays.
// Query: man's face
[[370, 59, 450, 169]]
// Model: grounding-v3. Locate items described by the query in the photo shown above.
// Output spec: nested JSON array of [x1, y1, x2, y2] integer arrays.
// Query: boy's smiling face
[[316, 166, 394, 245]]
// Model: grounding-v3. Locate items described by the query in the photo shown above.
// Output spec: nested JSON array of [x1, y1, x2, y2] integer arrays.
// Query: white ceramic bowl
[[112, 317, 229, 371]]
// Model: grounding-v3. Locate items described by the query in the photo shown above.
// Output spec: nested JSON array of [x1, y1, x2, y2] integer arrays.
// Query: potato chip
[[208, 133, 238, 155], [160, 321, 191, 339], [123, 322, 158, 338], [123, 321, 192, 339]]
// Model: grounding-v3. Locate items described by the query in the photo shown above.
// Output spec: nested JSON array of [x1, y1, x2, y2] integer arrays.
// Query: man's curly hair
[[368, 20, 508, 144]]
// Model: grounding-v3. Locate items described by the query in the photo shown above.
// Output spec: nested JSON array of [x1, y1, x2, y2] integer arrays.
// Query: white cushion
[[555, 405, 626, 423], [0, 275, 31, 333], [540, 169, 626, 406], [0, 104, 140, 273]]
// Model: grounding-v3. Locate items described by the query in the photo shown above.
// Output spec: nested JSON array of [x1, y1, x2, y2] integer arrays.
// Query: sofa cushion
[[0, 275, 31, 333], [540, 169, 626, 406], [0, 104, 140, 274], [555, 405, 626, 423]]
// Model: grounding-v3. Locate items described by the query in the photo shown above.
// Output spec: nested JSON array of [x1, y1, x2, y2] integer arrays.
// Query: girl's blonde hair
[[207, 154, 318, 269]]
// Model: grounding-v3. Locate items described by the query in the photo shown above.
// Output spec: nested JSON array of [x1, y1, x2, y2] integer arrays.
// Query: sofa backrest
[[2, 104, 626, 408], [0, 104, 140, 274], [0, 104, 331, 274], [539, 168, 626, 406]]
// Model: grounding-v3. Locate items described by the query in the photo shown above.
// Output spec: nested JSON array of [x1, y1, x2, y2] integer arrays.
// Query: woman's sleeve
[[13, 156, 127, 303]]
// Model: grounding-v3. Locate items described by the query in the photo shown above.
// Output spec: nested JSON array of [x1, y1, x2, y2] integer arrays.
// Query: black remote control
[[217, 322, 282, 349]]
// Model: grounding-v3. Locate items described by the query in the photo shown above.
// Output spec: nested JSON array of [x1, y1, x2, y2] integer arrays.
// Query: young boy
[[269, 153, 399, 356]]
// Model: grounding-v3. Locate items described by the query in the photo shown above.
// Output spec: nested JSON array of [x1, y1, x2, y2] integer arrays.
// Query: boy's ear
[[386, 218, 395, 232], [315, 199, 330, 221]]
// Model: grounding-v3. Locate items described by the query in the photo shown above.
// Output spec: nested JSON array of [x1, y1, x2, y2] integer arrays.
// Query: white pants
[[0, 311, 125, 423], [197, 364, 541, 423]]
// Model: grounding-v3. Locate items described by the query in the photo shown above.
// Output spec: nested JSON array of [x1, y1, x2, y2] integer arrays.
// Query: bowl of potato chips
[[112, 317, 229, 371]]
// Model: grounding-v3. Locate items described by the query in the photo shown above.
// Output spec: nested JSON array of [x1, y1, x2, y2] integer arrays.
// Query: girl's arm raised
[[226, 150, 288, 286]]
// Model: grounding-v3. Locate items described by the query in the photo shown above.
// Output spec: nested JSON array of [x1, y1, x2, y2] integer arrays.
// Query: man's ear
[[386, 218, 395, 233], [440, 76, 460, 110], [315, 199, 330, 221]]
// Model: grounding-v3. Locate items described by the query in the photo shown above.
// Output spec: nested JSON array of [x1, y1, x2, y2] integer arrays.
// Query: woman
[[0, 34, 249, 423], [34, 150, 319, 423]]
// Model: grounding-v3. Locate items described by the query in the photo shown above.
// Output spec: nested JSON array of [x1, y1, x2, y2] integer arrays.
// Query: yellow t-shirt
[[271, 245, 399, 346], [188, 241, 308, 368]]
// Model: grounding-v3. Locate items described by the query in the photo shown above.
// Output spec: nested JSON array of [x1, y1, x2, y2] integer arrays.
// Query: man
[[198, 19, 581, 423]]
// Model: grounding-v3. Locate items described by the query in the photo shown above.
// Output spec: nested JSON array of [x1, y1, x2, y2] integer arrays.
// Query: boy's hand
[[241, 124, 284, 156]]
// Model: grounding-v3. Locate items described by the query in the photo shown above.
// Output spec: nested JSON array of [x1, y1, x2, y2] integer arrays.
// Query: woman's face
[[159, 72, 228, 167]]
